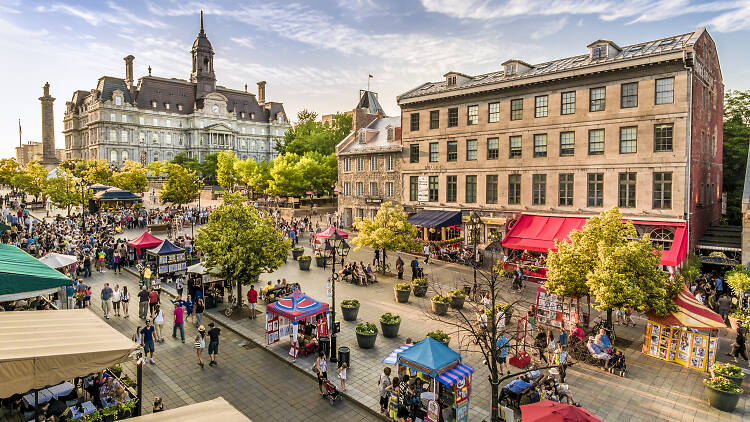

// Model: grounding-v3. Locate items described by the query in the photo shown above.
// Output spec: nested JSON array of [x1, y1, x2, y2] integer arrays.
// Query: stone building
[[63, 12, 288, 166], [15, 141, 64, 165], [397, 28, 723, 268], [336, 90, 402, 227]]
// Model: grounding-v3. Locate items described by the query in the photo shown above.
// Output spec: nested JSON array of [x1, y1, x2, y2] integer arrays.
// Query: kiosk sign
[[425, 400, 439, 422], [454, 376, 471, 422]]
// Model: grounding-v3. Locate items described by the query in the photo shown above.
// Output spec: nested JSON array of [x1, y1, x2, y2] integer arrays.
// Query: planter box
[[394, 288, 411, 303], [705, 385, 741, 412], [381, 321, 400, 338], [413, 285, 428, 297], [315, 256, 327, 268], [450, 295, 466, 310], [298, 259, 311, 271], [724, 374, 745, 387], [432, 301, 449, 316], [341, 306, 359, 321], [356, 332, 377, 349], [292, 249, 304, 260]]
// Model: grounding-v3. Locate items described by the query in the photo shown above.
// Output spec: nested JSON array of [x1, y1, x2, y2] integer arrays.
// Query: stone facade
[[39, 82, 60, 168], [62, 13, 288, 166], [15, 141, 64, 165]]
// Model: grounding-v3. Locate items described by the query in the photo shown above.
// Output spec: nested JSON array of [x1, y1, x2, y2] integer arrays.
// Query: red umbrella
[[521, 400, 602, 422]]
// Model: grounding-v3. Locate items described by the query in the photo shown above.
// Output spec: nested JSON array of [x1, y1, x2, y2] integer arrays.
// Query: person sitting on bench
[[608, 349, 627, 376], [586, 337, 611, 367], [498, 375, 532, 404]]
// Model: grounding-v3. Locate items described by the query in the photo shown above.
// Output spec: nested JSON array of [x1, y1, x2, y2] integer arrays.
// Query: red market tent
[[312, 226, 349, 251], [646, 285, 725, 329], [126, 232, 163, 257], [266, 291, 329, 322], [520, 400, 602, 422]]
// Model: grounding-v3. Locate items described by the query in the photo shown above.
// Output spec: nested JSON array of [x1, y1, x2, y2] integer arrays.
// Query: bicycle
[[223, 295, 250, 317]]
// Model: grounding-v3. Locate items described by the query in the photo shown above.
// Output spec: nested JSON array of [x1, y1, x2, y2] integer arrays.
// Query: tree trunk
[[236, 281, 243, 309], [381, 249, 387, 275], [606, 308, 613, 329]]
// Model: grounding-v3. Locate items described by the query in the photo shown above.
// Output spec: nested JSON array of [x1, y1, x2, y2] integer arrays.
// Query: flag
[[368, 74, 373, 78]]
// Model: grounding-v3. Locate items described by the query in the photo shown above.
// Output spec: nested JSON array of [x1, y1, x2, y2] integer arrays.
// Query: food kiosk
[[145, 239, 186, 279], [265, 291, 330, 358]]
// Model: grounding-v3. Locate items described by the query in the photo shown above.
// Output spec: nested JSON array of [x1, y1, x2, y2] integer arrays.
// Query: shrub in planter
[[108, 364, 123, 378], [431, 295, 450, 316], [449, 289, 466, 310], [412, 278, 428, 297], [713, 363, 745, 386], [704, 376, 743, 412], [297, 255, 312, 271], [380, 312, 402, 338], [394, 283, 411, 303], [341, 299, 360, 321], [315, 252, 328, 268], [355, 321, 378, 348], [427, 329, 450, 344], [292, 246, 304, 260]]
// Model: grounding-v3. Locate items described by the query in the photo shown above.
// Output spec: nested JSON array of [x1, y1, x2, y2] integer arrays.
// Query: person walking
[[731, 325, 749, 367], [194, 326, 207, 368], [148, 288, 159, 318], [337, 362, 347, 392], [143, 265, 152, 289], [314, 352, 328, 395], [207, 323, 221, 366], [172, 302, 185, 343], [185, 295, 194, 325], [175, 276, 184, 298], [111, 285, 122, 317], [138, 286, 149, 319], [100, 283, 113, 319], [395, 255, 404, 280], [423, 244, 430, 264], [194, 297, 204, 327], [718, 294, 731, 323], [378, 367, 392, 413], [153, 305, 165, 342], [132, 326, 143, 346], [373, 249, 380, 268], [554, 343, 569, 383], [141, 320, 156, 364], [121, 286, 130, 318], [247, 285, 258, 320]]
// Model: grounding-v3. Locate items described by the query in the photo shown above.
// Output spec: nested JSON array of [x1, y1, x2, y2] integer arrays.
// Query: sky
[[1, 0, 750, 159]]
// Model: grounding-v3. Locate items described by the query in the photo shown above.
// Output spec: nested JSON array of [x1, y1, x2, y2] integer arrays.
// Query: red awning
[[313, 226, 349, 241], [126, 232, 163, 249], [646, 285, 725, 329], [502, 215, 688, 267]]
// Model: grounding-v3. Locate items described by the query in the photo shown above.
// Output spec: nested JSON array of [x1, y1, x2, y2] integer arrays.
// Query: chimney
[[124, 55, 135, 88], [257, 81, 266, 105]]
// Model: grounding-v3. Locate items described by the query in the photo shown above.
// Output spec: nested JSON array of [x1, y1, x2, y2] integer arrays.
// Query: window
[[343, 182, 351, 196], [165, 103, 170, 110], [370, 156, 378, 171], [532, 174, 546, 205], [139, 117, 145, 125], [653, 172, 672, 209], [151, 100, 157, 108], [344, 158, 351, 172], [121, 115, 128, 123], [509, 136, 522, 158], [115, 96, 122, 106], [559, 173, 574, 206], [121, 150, 129, 161], [370, 182, 378, 196], [447, 75, 457, 86], [356, 157, 364, 172], [410, 113, 419, 131], [487, 138, 499, 160], [466, 139, 478, 160], [619, 172, 637, 208], [409, 176, 418, 201], [152, 134, 158, 144], [428, 176, 438, 201], [386, 155, 394, 171], [588, 129, 604, 155], [535, 95, 548, 118], [619, 126, 637, 154], [110, 113, 116, 121], [448, 108, 458, 127], [356, 182, 363, 197], [508, 174, 521, 205], [109, 129, 117, 142], [587, 173, 604, 207], [429, 143, 439, 162], [589, 87, 606, 112], [165, 134, 172, 144], [446, 176, 457, 202], [654, 124, 673, 152], [447, 141, 458, 161], [465, 175, 477, 203], [561, 91, 576, 115], [121, 130, 128, 143], [510, 99, 523, 120], [592, 45, 606, 59], [486, 175, 498, 204], [356, 209, 364, 219], [559, 132, 575, 156], [533, 134, 547, 157], [467, 105, 478, 125], [430, 110, 439, 129], [410, 144, 420, 163], [385, 182, 394, 197], [655, 77, 674, 104], [110, 150, 118, 163], [178, 104, 183, 111], [621, 82, 638, 108], [488, 102, 500, 123]]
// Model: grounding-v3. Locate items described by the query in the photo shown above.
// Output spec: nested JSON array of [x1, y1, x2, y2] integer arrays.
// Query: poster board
[[534, 287, 582, 331], [454, 376, 471, 422], [643, 321, 717, 371], [265, 312, 279, 345]]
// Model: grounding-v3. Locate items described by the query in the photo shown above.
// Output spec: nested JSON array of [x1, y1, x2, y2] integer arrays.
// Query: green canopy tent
[[0, 244, 72, 302]]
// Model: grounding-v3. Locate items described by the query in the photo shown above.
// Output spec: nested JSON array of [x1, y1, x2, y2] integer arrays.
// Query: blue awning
[[436, 363, 474, 387], [407, 210, 462, 228]]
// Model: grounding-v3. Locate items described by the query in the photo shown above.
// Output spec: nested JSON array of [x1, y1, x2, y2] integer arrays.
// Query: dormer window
[[357, 129, 366, 144], [592, 45, 606, 59], [386, 125, 394, 141], [505, 63, 517, 76], [178, 104, 183, 111], [241, 112, 245, 118], [447, 75, 457, 86], [115, 96, 122, 106], [165, 103, 170, 110], [151, 100, 157, 108], [588, 40, 621, 60]]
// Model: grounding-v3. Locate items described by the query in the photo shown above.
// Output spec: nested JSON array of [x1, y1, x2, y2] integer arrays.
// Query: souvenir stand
[[534, 286, 591, 330], [145, 239, 186, 280], [312, 226, 348, 253], [265, 291, 330, 358], [642, 285, 725, 371], [126, 232, 163, 262], [390, 337, 475, 422], [186, 262, 225, 308]]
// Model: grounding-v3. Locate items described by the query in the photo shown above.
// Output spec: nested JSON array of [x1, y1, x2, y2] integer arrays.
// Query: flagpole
[[19, 119, 22, 147]]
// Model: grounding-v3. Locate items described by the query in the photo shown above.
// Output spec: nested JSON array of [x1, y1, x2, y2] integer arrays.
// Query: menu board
[[535, 288, 579, 331], [644, 322, 718, 371]]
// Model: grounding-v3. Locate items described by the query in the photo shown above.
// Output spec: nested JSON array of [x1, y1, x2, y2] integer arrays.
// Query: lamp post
[[468, 211, 482, 299], [324, 231, 350, 363], [192, 178, 203, 238], [78, 179, 90, 234]]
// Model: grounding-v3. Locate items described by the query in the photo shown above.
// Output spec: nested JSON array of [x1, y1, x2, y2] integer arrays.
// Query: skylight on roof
[[628, 45, 644, 53], [658, 39, 677, 47]]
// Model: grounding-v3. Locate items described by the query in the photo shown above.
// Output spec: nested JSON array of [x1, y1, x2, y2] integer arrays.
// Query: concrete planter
[[292, 249, 304, 260], [394, 288, 411, 303], [431, 300, 449, 316], [341, 306, 359, 321], [450, 295, 466, 310], [315, 256, 327, 268], [298, 257, 311, 271], [413, 285, 428, 297], [380, 321, 401, 338], [705, 385, 741, 412], [356, 332, 377, 349]]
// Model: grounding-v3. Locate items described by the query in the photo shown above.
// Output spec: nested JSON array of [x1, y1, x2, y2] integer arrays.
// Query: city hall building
[[397, 28, 723, 270], [63, 12, 288, 165]]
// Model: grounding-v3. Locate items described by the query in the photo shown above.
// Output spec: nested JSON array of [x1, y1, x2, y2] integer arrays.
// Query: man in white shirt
[[423, 244, 430, 263]]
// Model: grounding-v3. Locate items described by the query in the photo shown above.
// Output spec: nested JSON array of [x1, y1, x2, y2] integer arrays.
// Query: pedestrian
[[121, 286, 130, 318], [546, 329, 556, 364], [152, 397, 164, 413], [143, 265, 152, 289], [153, 305, 165, 342], [141, 320, 156, 364], [194, 325, 206, 368], [247, 285, 258, 320], [175, 276, 184, 298], [337, 362, 347, 392], [113, 249, 120, 274], [718, 294, 731, 323], [195, 297, 204, 327], [384, 378, 400, 421], [373, 249, 380, 267], [148, 288, 159, 317], [100, 283, 113, 319], [527, 305, 537, 334], [138, 286, 149, 319], [185, 295, 194, 324], [731, 325, 749, 367], [395, 255, 404, 280], [314, 352, 328, 395], [172, 302, 185, 343], [423, 244, 430, 263], [378, 367, 392, 413], [207, 322, 221, 366], [554, 343, 568, 383], [112, 284, 122, 317], [410, 257, 418, 280]]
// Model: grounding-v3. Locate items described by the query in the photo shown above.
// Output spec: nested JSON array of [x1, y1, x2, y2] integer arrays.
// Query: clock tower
[[191, 11, 216, 100]]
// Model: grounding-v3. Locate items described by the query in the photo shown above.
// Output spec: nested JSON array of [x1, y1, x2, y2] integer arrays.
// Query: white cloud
[[37, 2, 166, 29], [230, 37, 254, 49], [704, 2, 750, 32], [530, 17, 568, 39]]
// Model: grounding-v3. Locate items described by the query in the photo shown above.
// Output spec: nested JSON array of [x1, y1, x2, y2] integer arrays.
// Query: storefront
[[408, 210, 462, 242]]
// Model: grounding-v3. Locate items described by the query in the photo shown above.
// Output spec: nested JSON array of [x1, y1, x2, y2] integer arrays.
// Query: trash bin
[[318, 336, 330, 357], [338, 346, 350, 368]]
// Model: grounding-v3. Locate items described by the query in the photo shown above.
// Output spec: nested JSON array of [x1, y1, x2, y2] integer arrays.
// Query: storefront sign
[[425, 400, 439, 422], [418, 176, 429, 202], [365, 198, 382, 204], [455, 376, 471, 422]]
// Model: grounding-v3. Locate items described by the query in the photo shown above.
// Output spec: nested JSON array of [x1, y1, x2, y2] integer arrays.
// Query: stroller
[[321, 377, 343, 406]]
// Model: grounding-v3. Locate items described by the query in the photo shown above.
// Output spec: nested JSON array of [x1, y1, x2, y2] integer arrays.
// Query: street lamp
[[324, 231, 350, 363], [467, 211, 482, 299], [77, 179, 91, 234], [192, 178, 203, 238]]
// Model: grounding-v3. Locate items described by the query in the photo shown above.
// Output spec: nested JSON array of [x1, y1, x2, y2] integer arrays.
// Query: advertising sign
[[418, 176, 429, 202]]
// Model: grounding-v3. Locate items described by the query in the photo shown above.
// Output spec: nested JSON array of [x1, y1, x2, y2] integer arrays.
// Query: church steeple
[[191, 10, 215, 99]]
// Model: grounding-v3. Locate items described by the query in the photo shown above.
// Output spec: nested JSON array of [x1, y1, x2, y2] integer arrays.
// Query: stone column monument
[[40, 82, 60, 168]]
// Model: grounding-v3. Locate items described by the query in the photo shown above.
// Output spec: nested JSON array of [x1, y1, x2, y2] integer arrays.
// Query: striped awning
[[382, 344, 413, 364], [646, 285, 725, 329], [436, 363, 474, 387]]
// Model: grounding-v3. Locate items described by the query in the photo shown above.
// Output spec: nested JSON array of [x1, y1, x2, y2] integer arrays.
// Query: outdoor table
[[70, 401, 96, 419], [46, 382, 74, 399], [22, 388, 54, 407]]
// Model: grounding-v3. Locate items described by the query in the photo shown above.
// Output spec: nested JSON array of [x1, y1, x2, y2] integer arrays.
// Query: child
[[337, 362, 347, 391]]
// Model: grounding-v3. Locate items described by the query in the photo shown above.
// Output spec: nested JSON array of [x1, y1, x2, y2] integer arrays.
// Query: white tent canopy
[[128, 398, 250, 421], [39, 253, 78, 269]]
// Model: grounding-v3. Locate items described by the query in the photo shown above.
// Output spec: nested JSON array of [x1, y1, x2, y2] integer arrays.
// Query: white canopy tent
[[39, 253, 78, 269], [127, 398, 250, 422]]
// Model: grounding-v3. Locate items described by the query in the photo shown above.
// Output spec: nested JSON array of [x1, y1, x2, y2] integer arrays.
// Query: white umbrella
[[39, 253, 78, 269]]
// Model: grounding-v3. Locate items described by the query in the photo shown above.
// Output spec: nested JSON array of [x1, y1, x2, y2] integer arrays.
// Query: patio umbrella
[[521, 400, 602, 422], [39, 253, 78, 269]]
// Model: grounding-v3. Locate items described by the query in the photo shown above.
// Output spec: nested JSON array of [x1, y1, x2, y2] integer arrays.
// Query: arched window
[[122, 150, 129, 162], [110, 150, 118, 163], [649, 228, 674, 250], [153, 151, 159, 162]]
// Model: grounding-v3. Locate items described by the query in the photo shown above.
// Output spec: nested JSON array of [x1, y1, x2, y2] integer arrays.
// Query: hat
[[198, 325, 205, 332], [208, 323, 214, 327]]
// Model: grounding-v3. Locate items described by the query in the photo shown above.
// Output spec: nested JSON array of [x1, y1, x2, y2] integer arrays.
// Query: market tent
[[266, 291, 329, 322], [520, 400, 602, 422], [147, 239, 185, 255], [127, 232, 163, 258], [93, 187, 141, 202], [382, 344, 414, 364], [39, 252, 78, 269], [127, 398, 250, 422], [407, 210, 462, 228], [646, 285, 725, 329], [0, 244, 72, 302], [313, 226, 349, 241], [0, 309, 140, 398], [397, 337, 465, 378]]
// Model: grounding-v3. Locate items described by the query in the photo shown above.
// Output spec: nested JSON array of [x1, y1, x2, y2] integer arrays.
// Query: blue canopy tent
[[146, 239, 186, 277]]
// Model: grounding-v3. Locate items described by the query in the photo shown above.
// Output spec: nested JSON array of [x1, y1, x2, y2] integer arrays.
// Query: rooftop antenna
[[200, 10, 204, 34]]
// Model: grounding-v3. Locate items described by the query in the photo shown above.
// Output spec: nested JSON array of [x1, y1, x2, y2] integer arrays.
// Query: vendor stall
[[39, 253, 77, 269], [126, 397, 250, 422], [145, 239, 186, 279], [391, 337, 475, 422], [534, 286, 591, 330], [126, 231, 163, 260], [92, 187, 142, 208], [265, 291, 330, 358], [642, 285, 725, 371], [0, 244, 71, 303], [313, 225, 348, 252], [186, 262, 225, 307], [408, 210, 462, 242]]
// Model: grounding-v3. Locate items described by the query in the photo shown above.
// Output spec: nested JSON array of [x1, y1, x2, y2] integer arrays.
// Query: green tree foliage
[[112, 161, 149, 193], [83, 159, 114, 185], [216, 151, 240, 191], [43, 168, 79, 215], [723, 90, 750, 225], [352, 202, 419, 273], [680, 253, 702, 286], [726, 265, 750, 308], [199, 152, 219, 184], [195, 192, 290, 306], [146, 161, 169, 177], [0, 158, 20, 186], [238, 159, 272, 196], [171, 153, 200, 173], [267, 153, 305, 197], [158, 163, 199, 205], [277, 109, 352, 156], [12, 162, 48, 199]]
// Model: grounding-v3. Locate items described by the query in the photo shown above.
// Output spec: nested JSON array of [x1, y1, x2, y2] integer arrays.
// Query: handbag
[[509, 351, 531, 368]]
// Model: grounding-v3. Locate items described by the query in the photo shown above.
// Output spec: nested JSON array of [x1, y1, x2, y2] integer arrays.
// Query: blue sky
[[1, 0, 750, 158]]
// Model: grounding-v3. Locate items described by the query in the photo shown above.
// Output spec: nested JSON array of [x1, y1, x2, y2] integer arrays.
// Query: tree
[[277, 109, 352, 156], [726, 265, 750, 313], [0, 158, 20, 186], [195, 192, 290, 309], [267, 153, 305, 197], [171, 153, 200, 173], [83, 159, 114, 185], [43, 168, 79, 215], [722, 90, 750, 225], [216, 151, 240, 192], [158, 163, 199, 206], [352, 202, 418, 273], [12, 162, 48, 199], [112, 161, 148, 193], [238, 159, 272, 196], [199, 152, 219, 184]]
